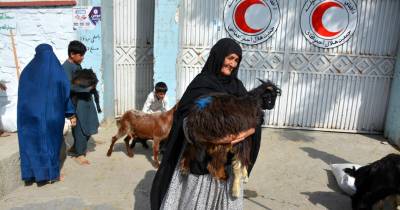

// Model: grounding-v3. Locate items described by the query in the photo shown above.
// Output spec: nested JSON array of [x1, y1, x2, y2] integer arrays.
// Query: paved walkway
[[0, 122, 398, 210]]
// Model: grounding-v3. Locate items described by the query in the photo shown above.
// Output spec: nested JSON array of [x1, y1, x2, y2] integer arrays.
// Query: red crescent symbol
[[311, 1, 343, 37], [234, 0, 266, 34]]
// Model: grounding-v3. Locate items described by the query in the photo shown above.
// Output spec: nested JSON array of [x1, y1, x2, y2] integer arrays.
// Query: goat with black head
[[344, 153, 400, 210], [181, 79, 281, 197], [71, 68, 102, 113]]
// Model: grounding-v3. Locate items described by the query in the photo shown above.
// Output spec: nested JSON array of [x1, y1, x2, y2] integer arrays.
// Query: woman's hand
[[214, 128, 255, 145]]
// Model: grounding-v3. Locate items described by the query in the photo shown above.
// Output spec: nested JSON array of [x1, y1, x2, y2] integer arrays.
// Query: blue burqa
[[17, 44, 75, 182]]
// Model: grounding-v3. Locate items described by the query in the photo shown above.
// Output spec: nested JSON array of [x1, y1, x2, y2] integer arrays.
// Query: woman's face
[[220, 53, 240, 76]]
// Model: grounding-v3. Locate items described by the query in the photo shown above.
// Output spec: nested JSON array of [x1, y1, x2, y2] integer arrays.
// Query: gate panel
[[177, 0, 400, 133], [113, 0, 154, 116]]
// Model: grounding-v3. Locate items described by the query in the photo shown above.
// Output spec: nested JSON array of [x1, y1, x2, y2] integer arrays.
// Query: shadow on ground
[[362, 134, 400, 153], [133, 170, 156, 210], [276, 129, 316, 142], [300, 148, 352, 209], [9, 197, 115, 210], [300, 167, 351, 209], [301, 147, 350, 165], [301, 191, 351, 210], [112, 142, 154, 166]]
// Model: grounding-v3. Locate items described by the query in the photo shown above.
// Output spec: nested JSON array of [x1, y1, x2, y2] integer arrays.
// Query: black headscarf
[[176, 38, 247, 118], [150, 38, 262, 210]]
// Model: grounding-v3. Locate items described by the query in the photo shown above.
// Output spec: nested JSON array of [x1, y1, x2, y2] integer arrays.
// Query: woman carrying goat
[[150, 38, 280, 210]]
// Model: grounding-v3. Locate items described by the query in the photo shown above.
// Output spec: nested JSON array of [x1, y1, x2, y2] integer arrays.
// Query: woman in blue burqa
[[17, 44, 75, 183]]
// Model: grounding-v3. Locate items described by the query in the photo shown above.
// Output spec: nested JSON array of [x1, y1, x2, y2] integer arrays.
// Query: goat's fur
[[107, 103, 178, 168], [344, 153, 400, 210], [180, 80, 280, 197], [71, 69, 102, 113]]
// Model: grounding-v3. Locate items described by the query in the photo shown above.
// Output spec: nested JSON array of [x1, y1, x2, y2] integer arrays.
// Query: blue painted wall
[[385, 44, 400, 146], [101, 0, 114, 120], [76, 0, 104, 121], [153, 0, 180, 104]]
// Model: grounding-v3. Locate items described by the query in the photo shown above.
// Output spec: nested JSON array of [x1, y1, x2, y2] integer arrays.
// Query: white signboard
[[301, 0, 358, 48], [224, 0, 280, 45], [73, 6, 101, 30]]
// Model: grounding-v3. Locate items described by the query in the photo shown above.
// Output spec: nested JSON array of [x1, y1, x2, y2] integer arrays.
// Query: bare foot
[[59, 173, 65, 181], [74, 156, 90, 165]]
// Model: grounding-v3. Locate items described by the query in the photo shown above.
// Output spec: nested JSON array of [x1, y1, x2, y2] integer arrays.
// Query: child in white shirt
[[142, 82, 168, 113]]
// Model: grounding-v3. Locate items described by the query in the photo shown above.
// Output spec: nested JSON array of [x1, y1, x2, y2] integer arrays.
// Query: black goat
[[344, 153, 400, 210], [181, 79, 281, 197], [71, 69, 102, 113]]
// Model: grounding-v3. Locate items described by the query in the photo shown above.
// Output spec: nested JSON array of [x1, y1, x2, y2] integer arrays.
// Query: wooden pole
[[10, 29, 20, 80]]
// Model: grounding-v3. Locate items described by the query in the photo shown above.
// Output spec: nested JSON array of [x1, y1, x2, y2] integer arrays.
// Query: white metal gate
[[113, 0, 154, 116], [177, 0, 400, 133]]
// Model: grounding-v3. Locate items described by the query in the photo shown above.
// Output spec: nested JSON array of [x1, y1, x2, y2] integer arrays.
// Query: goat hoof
[[128, 153, 134, 158], [153, 161, 160, 168], [243, 176, 249, 183], [106, 151, 112, 157]]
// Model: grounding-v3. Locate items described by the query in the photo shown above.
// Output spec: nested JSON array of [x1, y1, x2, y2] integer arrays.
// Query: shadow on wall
[[133, 170, 156, 210]]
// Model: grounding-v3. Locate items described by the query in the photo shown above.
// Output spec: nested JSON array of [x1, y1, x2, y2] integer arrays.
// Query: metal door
[[176, 0, 400, 133], [113, 0, 154, 115]]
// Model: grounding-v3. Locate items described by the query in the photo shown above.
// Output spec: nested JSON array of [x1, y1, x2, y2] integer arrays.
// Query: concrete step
[[0, 133, 22, 199]]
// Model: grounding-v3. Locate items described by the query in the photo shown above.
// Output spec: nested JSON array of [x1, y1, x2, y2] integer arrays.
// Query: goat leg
[[124, 136, 134, 157], [152, 140, 160, 168], [232, 158, 242, 198], [206, 146, 228, 180], [180, 145, 197, 175], [207, 161, 227, 181], [242, 165, 249, 183], [107, 134, 121, 156]]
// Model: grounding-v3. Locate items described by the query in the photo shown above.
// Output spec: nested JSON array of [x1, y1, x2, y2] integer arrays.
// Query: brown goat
[[180, 80, 280, 197], [106, 103, 178, 167]]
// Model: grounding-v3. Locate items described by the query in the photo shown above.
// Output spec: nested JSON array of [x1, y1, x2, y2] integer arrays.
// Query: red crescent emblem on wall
[[311, 1, 343, 37], [234, 0, 266, 34]]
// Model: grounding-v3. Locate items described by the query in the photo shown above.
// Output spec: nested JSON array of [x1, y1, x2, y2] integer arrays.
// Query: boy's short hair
[[155, 82, 168, 93], [68, 40, 87, 57]]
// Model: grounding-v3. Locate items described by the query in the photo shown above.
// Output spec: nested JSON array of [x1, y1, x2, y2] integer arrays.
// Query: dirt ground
[[0, 122, 398, 210]]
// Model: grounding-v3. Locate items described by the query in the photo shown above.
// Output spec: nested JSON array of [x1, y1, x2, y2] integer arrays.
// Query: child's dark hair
[[68, 40, 87, 57], [155, 82, 168, 93]]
